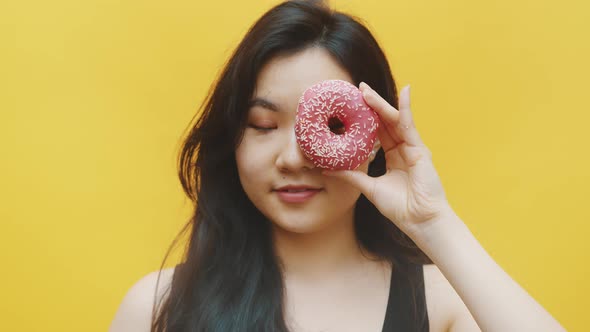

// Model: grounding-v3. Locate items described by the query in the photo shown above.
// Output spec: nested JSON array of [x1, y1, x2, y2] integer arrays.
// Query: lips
[[274, 185, 322, 203]]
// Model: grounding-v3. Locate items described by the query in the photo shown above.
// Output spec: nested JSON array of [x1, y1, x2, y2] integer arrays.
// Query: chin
[[269, 215, 336, 235]]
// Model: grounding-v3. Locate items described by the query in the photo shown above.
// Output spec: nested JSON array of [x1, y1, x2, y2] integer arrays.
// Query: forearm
[[411, 210, 566, 332]]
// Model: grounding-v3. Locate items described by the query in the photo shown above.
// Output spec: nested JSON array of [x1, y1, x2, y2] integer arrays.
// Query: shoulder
[[108, 267, 177, 332], [423, 264, 480, 332]]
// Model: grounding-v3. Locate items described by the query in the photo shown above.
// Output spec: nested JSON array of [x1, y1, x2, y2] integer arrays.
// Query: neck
[[271, 212, 380, 283]]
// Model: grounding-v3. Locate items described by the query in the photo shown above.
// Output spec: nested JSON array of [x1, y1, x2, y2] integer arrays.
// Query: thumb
[[322, 169, 376, 201]]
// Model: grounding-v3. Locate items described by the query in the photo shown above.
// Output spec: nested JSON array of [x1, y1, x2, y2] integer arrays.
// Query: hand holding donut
[[322, 83, 455, 238]]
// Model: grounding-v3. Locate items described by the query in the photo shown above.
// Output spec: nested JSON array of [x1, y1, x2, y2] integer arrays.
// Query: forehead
[[253, 47, 354, 109]]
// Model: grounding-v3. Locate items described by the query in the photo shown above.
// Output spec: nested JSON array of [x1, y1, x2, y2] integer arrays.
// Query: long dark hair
[[151, 1, 431, 331]]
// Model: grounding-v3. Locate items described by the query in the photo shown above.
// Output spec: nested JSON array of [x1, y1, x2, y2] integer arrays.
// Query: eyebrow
[[248, 97, 280, 112]]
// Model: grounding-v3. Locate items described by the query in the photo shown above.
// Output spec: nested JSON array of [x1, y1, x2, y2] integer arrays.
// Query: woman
[[110, 1, 566, 331]]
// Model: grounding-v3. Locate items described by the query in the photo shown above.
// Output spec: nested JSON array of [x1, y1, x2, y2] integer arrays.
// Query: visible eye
[[248, 124, 277, 132]]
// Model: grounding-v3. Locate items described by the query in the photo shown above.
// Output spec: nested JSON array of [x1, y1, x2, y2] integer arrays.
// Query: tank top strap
[[381, 261, 430, 332]]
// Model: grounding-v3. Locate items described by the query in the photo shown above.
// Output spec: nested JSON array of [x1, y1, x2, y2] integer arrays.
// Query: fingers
[[322, 169, 377, 202], [360, 82, 402, 145], [398, 85, 424, 147], [360, 82, 424, 147], [377, 120, 396, 152]]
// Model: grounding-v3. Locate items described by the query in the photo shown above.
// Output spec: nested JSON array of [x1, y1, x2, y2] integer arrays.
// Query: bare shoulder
[[109, 267, 177, 332], [423, 264, 480, 332]]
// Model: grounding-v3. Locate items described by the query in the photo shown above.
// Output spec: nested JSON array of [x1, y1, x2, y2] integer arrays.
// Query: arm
[[109, 269, 174, 332], [323, 83, 566, 332], [414, 209, 566, 332]]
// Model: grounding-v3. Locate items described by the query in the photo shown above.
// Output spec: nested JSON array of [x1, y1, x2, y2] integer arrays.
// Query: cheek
[[236, 143, 254, 180], [235, 136, 273, 190], [326, 177, 362, 205], [325, 159, 370, 203]]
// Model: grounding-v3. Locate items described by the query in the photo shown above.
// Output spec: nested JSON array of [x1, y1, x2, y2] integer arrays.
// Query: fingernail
[[360, 83, 374, 98], [359, 82, 368, 90]]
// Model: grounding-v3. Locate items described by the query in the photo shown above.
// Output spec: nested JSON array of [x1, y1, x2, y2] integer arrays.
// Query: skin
[[234, 47, 464, 331], [235, 47, 377, 279], [235, 47, 392, 331], [109, 47, 566, 332]]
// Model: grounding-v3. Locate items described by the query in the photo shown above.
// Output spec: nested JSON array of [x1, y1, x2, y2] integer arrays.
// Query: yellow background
[[1, 0, 588, 330]]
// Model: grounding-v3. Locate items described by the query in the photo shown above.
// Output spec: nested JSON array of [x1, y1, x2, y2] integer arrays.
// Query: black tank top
[[169, 261, 430, 331], [381, 262, 430, 332]]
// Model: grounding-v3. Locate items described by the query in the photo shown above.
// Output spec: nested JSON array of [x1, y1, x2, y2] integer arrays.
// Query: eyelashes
[[247, 124, 277, 132]]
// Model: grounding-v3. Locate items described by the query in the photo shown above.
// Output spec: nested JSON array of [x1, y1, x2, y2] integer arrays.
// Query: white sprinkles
[[295, 79, 379, 170]]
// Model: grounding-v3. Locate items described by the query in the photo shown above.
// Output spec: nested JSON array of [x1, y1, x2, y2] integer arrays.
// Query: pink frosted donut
[[295, 79, 379, 170]]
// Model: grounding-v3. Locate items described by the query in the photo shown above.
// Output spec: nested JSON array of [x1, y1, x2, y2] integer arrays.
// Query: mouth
[[274, 184, 323, 192], [273, 185, 323, 203]]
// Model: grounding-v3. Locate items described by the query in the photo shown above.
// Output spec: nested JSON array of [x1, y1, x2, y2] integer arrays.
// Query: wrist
[[405, 205, 465, 249]]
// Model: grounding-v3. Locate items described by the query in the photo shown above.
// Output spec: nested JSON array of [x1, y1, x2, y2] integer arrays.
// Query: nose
[[275, 128, 315, 172]]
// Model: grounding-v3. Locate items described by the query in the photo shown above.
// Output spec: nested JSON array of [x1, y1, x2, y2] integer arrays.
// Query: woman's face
[[235, 47, 372, 234]]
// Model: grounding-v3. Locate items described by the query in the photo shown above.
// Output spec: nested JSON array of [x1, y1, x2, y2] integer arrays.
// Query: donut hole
[[328, 117, 346, 135]]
